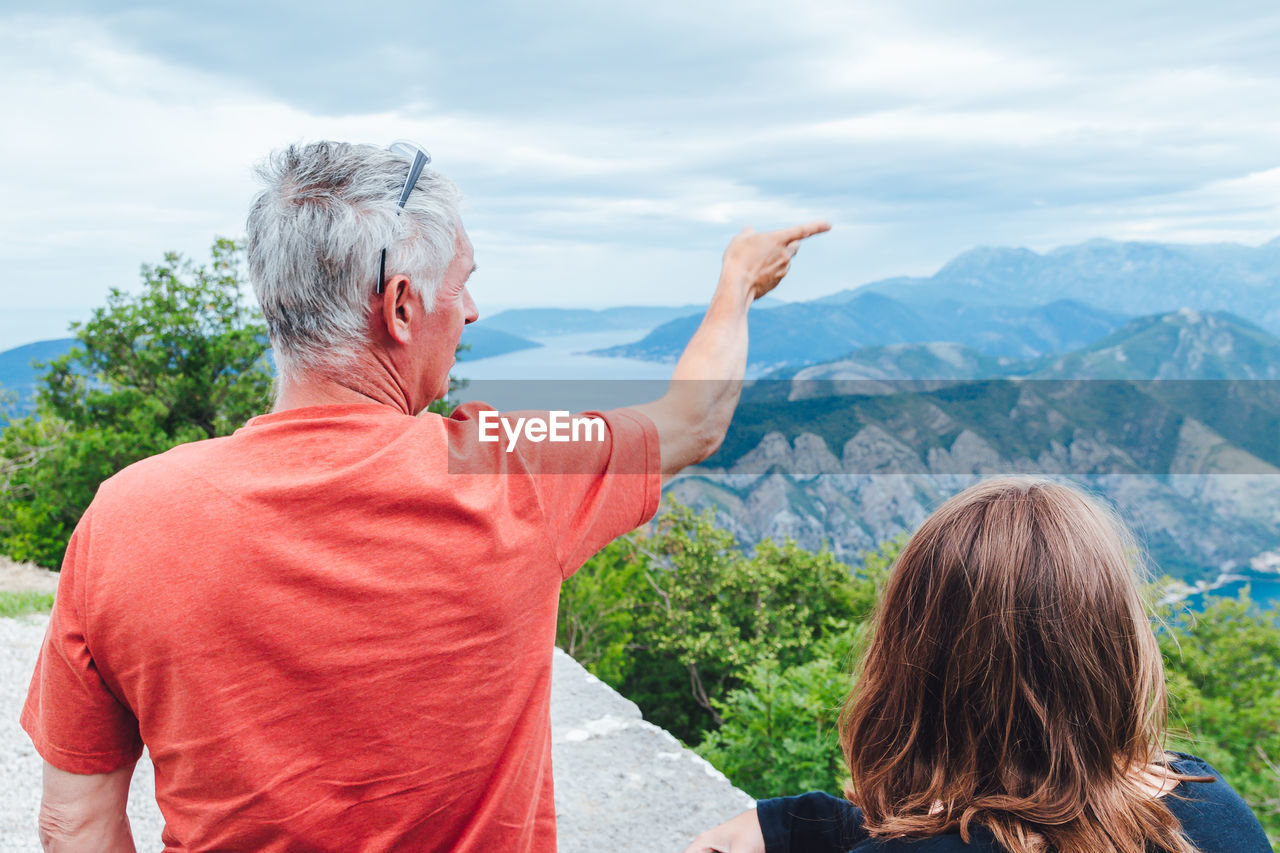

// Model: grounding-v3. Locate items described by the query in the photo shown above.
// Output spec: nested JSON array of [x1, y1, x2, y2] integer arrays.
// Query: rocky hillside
[[1032, 309, 1280, 380], [676, 376, 1280, 581], [668, 310, 1280, 581]]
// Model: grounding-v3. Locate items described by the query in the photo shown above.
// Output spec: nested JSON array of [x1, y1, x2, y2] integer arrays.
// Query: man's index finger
[[776, 221, 832, 244]]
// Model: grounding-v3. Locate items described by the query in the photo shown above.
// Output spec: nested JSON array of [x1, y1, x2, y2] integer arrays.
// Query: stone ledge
[[551, 649, 755, 851]]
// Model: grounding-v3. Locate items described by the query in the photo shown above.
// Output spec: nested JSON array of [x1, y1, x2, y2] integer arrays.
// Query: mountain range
[[827, 237, 1280, 334], [457, 326, 541, 360], [669, 309, 1280, 581], [594, 294, 1127, 370], [0, 338, 74, 411], [5, 234, 1278, 584], [1033, 309, 1280, 380], [593, 236, 1280, 370]]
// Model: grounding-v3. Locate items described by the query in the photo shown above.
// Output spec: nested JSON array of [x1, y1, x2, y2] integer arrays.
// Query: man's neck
[[272, 354, 417, 415]]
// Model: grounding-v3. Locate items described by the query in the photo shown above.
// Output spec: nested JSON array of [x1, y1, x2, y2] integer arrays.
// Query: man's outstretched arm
[[38, 760, 136, 852], [633, 221, 830, 483]]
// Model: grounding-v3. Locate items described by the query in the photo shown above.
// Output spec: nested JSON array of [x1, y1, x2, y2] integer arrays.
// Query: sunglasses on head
[[375, 140, 431, 295]]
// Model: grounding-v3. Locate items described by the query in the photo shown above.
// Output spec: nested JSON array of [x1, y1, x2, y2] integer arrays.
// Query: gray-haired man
[[22, 140, 827, 851]]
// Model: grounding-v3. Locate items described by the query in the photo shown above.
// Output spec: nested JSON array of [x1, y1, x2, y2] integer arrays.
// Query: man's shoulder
[[442, 400, 497, 421], [97, 434, 236, 505]]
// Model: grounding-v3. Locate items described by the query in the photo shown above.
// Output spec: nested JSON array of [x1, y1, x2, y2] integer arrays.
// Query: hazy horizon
[[4, 228, 1279, 353]]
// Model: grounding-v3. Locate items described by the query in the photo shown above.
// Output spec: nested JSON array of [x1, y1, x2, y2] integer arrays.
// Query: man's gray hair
[[246, 141, 463, 379]]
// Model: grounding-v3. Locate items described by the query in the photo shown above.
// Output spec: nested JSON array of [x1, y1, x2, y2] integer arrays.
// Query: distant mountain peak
[[856, 236, 1280, 333], [1030, 307, 1280, 380], [1145, 307, 1271, 336], [936, 245, 1041, 280], [951, 244, 1041, 259], [1052, 236, 1155, 252], [845, 290, 908, 308]]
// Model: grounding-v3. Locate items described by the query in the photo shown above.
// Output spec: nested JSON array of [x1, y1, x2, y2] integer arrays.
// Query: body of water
[[456, 328, 772, 383], [1182, 571, 1280, 612], [453, 329, 674, 411], [453, 328, 770, 411], [456, 329, 674, 382]]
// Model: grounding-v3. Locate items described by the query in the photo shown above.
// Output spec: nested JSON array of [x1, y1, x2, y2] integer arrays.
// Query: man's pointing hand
[[722, 220, 832, 303], [634, 217, 831, 484]]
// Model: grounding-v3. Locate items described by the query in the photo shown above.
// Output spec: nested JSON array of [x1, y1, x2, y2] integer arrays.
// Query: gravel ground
[[0, 558, 59, 594], [0, 613, 165, 850], [1, 612, 752, 851]]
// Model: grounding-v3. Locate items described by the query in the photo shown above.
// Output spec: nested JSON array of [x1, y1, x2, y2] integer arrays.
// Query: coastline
[[1157, 549, 1280, 610]]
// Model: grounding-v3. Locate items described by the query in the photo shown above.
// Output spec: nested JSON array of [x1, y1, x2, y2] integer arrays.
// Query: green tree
[[633, 506, 885, 731], [686, 539, 899, 796], [1159, 591, 1280, 842], [556, 537, 646, 686], [556, 501, 896, 744], [696, 632, 858, 798], [0, 239, 272, 567]]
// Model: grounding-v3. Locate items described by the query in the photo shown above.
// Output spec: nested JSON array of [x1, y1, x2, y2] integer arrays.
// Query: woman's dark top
[[756, 753, 1271, 852]]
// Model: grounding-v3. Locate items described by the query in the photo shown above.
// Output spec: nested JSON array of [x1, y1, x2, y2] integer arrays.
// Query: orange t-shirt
[[21, 401, 660, 852]]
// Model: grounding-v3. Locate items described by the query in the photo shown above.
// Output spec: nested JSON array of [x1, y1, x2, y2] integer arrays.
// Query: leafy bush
[[1160, 592, 1280, 841], [557, 501, 895, 743], [695, 633, 858, 797], [557, 538, 646, 686], [0, 240, 272, 567]]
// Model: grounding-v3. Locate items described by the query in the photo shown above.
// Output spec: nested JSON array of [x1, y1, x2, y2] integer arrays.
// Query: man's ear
[[378, 274, 415, 345]]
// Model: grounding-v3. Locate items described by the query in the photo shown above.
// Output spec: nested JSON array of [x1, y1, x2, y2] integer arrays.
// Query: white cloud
[[0, 16, 728, 314], [0, 12, 862, 329], [815, 37, 1063, 101], [1, 3, 1280, 349], [1074, 166, 1280, 245]]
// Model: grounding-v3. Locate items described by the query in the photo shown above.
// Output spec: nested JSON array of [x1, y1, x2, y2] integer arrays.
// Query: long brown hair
[[840, 478, 1203, 853]]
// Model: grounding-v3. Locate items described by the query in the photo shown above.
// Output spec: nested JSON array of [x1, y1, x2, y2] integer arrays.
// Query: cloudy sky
[[2, 0, 1279, 350]]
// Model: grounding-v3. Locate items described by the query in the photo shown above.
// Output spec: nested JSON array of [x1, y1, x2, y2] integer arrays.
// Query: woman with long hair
[[685, 478, 1270, 853]]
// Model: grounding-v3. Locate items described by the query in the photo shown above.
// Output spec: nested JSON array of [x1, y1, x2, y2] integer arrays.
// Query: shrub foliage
[[0, 240, 272, 567]]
